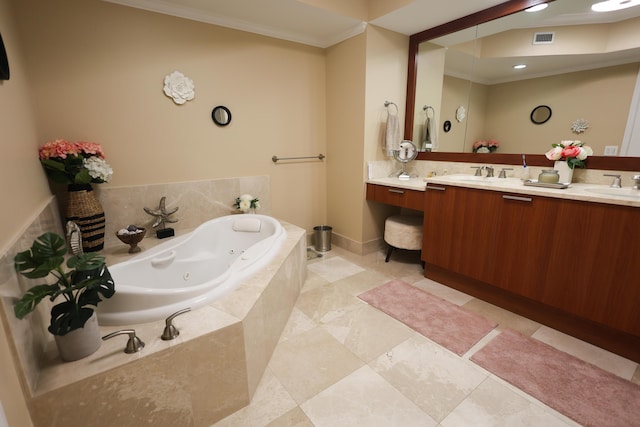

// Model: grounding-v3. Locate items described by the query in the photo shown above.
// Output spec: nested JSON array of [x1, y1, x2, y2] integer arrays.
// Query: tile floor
[[213, 246, 640, 426]]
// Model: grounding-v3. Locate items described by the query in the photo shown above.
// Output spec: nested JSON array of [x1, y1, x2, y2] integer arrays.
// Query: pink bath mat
[[471, 329, 640, 427], [358, 280, 497, 356]]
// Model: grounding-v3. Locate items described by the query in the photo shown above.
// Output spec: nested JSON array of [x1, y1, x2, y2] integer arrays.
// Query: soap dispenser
[[521, 154, 530, 180]]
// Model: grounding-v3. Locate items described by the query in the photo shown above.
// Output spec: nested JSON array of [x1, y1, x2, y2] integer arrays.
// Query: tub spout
[[161, 308, 192, 340], [102, 329, 145, 353]]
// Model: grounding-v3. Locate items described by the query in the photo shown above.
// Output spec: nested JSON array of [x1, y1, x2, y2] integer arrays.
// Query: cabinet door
[[491, 193, 558, 299], [423, 185, 499, 282], [542, 200, 640, 335]]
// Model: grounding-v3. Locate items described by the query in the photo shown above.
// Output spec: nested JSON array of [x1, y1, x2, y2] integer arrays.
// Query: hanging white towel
[[423, 108, 437, 152], [232, 217, 261, 232], [384, 113, 400, 156], [423, 116, 433, 151]]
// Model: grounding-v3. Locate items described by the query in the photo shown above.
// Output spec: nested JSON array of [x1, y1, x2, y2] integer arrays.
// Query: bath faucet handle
[[632, 174, 640, 190], [471, 166, 482, 176], [161, 308, 192, 341], [102, 329, 145, 354], [498, 168, 513, 178], [604, 174, 622, 188]]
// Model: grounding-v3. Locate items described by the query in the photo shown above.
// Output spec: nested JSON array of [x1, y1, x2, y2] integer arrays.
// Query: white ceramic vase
[[554, 160, 574, 184], [54, 312, 102, 362]]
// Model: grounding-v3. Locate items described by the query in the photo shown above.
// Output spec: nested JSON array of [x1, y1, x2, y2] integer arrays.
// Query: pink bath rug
[[357, 280, 497, 356], [470, 329, 640, 427]]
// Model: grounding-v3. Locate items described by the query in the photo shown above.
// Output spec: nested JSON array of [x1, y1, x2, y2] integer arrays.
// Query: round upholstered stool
[[384, 214, 423, 263]]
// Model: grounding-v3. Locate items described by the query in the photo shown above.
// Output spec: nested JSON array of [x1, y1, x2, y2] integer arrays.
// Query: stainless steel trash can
[[313, 225, 332, 252]]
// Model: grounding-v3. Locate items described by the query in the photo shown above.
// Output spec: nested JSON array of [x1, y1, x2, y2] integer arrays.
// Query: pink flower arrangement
[[472, 139, 499, 153], [39, 139, 113, 184], [544, 140, 593, 169]]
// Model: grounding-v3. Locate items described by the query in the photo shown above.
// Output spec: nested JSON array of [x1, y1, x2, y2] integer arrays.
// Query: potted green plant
[[14, 232, 115, 361]]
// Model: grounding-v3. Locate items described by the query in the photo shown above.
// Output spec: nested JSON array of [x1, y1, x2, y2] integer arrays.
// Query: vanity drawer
[[366, 183, 424, 211]]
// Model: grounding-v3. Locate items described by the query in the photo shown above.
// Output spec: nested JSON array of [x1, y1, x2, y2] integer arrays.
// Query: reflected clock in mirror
[[211, 105, 232, 126], [530, 105, 552, 125]]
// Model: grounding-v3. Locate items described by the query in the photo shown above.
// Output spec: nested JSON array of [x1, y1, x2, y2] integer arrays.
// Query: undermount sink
[[585, 187, 640, 199], [438, 175, 521, 185]]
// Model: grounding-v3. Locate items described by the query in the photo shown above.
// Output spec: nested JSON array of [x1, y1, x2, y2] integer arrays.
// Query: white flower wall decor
[[571, 118, 589, 134], [163, 71, 195, 105]]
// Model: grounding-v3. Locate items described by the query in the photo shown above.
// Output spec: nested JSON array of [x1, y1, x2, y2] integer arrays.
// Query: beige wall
[[326, 32, 366, 245], [441, 75, 473, 152], [0, 0, 45, 424], [441, 63, 639, 154], [413, 43, 446, 150], [363, 26, 408, 244], [12, 0, 327, 233], [325, 25, 407, 250]]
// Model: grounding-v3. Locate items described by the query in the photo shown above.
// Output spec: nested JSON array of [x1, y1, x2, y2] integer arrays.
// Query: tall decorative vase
[[54, 312, 102, 362], [66, 184, 105, 252], [554, 160, 574, 184]]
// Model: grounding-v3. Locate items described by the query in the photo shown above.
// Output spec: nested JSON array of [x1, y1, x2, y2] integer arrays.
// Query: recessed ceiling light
[[525, 4, 549, 12], [513, 64, 527, 69], [592, 0, 640, 12]]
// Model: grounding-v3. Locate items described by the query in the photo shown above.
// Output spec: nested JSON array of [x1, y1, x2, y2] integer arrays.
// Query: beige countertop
[[366, 177, 427, 191], [368, 175, 640, 208]]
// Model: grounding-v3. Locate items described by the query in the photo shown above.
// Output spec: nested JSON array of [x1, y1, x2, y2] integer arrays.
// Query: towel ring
[[423, 105, 435, 118], [384, 101, 398, 115]]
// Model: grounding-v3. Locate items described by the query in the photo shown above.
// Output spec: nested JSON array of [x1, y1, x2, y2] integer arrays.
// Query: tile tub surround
[[96, 175, 271, 249], [1, 197, 307, 427]]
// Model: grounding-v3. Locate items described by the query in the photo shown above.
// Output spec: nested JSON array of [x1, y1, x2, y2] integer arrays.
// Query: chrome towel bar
[[272, 154, 325, 163]]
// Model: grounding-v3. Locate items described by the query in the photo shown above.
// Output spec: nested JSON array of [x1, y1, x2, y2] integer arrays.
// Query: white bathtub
[[97, 214, 286, 325]]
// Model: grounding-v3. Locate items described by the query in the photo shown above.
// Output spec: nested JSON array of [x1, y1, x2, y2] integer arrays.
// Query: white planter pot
[[54, 312, 101, 362], [554, 160, 574, 184]]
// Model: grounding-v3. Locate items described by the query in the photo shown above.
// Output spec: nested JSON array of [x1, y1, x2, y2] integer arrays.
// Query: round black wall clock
[[0, 33, 9, 80]]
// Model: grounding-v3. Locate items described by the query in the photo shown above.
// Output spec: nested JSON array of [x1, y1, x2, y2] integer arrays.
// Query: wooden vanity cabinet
[[366, 183, 424, 211], [541, 199, 640, 336], [422, 184, 498, 283], [423, 183, 640, 359]]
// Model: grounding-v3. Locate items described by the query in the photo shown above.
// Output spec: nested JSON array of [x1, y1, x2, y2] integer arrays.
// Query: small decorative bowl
[[116, 227, 146, 253]]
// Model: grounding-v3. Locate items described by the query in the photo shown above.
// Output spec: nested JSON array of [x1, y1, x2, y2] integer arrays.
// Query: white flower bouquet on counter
[[234, 194, 260, 213]]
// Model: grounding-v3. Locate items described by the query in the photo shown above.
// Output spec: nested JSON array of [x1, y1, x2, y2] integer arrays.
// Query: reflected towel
[[232, 217, 261, 232], [385, 114, 400, 156], [423, 115, 437, 151]]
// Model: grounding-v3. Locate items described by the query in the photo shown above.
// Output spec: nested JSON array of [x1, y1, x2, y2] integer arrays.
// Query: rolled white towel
[[233, 217, 262, 232]]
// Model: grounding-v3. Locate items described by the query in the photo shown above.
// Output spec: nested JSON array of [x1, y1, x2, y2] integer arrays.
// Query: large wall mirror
[[406, 0, 640, 170]]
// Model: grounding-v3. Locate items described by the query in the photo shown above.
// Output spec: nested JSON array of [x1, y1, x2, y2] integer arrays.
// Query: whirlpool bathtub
[[97, 214, 286, 325]]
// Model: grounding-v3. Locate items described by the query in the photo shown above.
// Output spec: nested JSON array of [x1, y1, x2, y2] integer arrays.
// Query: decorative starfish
[[144, 196, 179, 228]]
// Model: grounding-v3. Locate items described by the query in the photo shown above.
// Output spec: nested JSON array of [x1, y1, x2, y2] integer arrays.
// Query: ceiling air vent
[[533, 32, 555, 44]]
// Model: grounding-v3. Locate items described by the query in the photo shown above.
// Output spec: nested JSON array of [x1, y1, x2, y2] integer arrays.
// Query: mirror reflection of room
[[411, 0, 640, 156]]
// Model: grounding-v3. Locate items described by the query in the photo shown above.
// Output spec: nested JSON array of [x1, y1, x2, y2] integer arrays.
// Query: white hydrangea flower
[[83, 157, 113, 183]]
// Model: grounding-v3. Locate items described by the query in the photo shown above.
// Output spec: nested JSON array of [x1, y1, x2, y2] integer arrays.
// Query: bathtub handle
[[102, 329, 145, 354], [161, 308, 192, 341], [151, 250, 177, 267]]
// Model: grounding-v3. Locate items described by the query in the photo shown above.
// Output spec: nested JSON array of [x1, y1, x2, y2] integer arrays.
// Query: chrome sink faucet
[[471, 166, 494, 177], [604, 174, 622, 188], [633, 174, 640, 190]]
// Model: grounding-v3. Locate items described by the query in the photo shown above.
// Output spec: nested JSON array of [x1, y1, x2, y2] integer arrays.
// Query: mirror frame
[[406, 0, 640, 171]]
